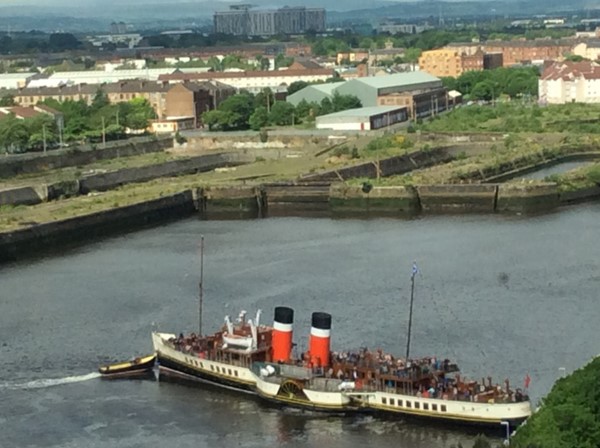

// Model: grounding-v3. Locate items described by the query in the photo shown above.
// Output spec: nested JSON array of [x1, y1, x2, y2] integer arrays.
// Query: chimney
[[272, 307, 294, 363], [309, 312, 331, 368]]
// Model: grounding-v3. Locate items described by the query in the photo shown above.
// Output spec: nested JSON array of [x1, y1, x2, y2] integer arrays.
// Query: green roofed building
[[287, 71, 448, 119], [286, 82, 344, 106]]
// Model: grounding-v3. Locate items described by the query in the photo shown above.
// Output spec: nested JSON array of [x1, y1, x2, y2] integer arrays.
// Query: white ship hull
[[152, 332, 257, 392], [348, 390, 532, 426]]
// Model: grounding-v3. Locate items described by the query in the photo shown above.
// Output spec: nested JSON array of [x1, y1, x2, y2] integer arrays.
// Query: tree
[[124, 97, 156, 131], [0, 114, 29, 153], [470, 80, 495, 101], [320, 97, 333, 115], [91, 89, 109, 111], [403, 47, 422, 63], [0, 95, 15, 106], [202, 110, 236, 131], [331, 93, 362, 112], [48, 33, 81, 51], [218, 93, 255, 130], [249, 106, 269, 130], [274, 53, 294, 69], [254, 88, 274, 111], [269, 101, 295, 126], [287, 81, 309, 96], [26, 114, 57, 150]]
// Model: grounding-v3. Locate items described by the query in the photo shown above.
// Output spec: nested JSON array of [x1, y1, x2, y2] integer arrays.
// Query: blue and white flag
[[412, 262, 420, 278]]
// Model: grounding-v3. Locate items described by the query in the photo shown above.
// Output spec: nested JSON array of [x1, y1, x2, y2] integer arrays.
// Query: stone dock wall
[[0, 136, 173, 178], [0, 152, 253, 207], [2, 180, 599, 263]]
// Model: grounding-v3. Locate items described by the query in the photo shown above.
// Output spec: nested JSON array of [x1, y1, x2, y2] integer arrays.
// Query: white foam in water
[[1, 372, 101, 391]]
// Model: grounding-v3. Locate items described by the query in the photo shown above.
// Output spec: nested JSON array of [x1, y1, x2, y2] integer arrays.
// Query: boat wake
[[0, 372, 101, 391]]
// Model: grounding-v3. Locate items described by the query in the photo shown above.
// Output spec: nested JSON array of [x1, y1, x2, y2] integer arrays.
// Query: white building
[[0, 73, 37, 90], [28, 69, 177, 88], [539, 61, 600, 104], [158, 68, 334, 94], [315, 106, 408, 131]]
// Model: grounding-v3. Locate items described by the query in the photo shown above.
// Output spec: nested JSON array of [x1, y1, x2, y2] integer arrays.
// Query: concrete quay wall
[[329, 184, 420, 216], [496, 183, 560, 213], [0, 153, 251, 207], [199, 186, 263, 220], [80, 152, 252, 193], [302, 148, 453, 182], [416, 184, 498, 213], [0, 181, 588, 264], [0, 137, 172, 178], [0, 191, 195, 263]]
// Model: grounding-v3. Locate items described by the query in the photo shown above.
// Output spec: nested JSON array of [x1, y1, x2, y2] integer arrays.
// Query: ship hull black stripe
[[157, 355, 254, 392]]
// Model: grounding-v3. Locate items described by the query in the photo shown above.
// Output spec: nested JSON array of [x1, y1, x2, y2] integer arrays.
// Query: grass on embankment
[[415, 102, 600, 134], [0, 151, 179, 189], [347, 137, 600, 187]]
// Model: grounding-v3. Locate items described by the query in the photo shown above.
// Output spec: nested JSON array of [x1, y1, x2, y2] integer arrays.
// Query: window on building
[[423, 403, 429, 410], [382, 397, 387, 405], [390, 399, 395, 406], [441, 405, 447, 412], [406, 401, 412, 408], [432, 404, 438, 411], [414, 402, 420, 409]]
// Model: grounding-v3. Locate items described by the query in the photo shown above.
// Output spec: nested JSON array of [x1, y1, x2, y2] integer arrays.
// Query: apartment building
[[483, 39, 572, 66], [418, 48, 484, 77], [539, 60, 600, 104], [8, 80, 234, 126]]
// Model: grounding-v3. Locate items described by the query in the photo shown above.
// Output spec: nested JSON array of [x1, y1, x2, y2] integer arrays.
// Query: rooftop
[[318, 105, 405, 118], [353, 71, 440, 89]]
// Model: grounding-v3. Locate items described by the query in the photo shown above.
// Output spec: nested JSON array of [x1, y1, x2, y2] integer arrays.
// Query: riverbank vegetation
[[510, 356, 600, 448], [417, 103, 600, 134], [349, 136, 600, 187]]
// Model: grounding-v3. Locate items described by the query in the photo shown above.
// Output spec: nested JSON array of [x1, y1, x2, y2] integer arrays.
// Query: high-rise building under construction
[[214, 5, 326, 36]]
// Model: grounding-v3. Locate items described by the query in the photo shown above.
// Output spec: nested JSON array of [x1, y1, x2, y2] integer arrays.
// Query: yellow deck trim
[[369, 403, 504, 423], [158, 352, 255, 386]]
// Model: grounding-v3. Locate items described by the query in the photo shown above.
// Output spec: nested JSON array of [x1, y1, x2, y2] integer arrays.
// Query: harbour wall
[[0, 191, 196, 263], [301, 147, 453, 182], [1, 181, 598, 263], [0, 152, 252, 207], [0, 136, 173, 178]]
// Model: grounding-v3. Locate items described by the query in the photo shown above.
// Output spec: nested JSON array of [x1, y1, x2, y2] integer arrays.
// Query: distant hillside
[[0, 0, 596, 32], [329, 0, 593, 22]]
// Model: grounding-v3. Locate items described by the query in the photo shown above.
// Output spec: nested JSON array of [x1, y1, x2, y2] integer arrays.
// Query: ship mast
[[405, 262, 418, 361], [199, 235, 204, 336]]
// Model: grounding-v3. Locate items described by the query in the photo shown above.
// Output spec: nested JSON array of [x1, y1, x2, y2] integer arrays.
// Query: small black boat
[[98, 354, 156, 378]]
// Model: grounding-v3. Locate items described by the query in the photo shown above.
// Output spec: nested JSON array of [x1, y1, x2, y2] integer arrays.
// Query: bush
[[175, 132, 187, 145], [333, 145, 350, 157], [259, 128, 269, 143]]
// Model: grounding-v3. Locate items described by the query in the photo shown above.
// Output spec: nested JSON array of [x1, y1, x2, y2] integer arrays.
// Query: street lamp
[[501, 421, 510, 446]]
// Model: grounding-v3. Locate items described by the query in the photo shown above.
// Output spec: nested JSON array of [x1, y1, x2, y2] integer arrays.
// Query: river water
[[517, 161, 591, 180], [2, 205, 600, 447]]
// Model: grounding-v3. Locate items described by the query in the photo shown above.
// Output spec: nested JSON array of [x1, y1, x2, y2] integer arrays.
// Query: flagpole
[[405, 267, 416, 361], [199, 235, 204, 336]]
